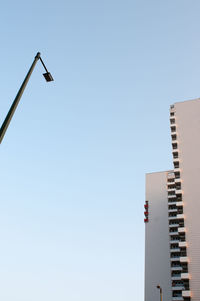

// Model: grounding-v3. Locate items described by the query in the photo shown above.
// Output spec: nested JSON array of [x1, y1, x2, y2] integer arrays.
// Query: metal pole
[[0, 52, 41, 144], [160, 287, 162, 301]]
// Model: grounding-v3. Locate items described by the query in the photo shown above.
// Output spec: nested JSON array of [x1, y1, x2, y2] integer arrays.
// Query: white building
[[145, 171, 172, 301], [144, 99, 200, 301]]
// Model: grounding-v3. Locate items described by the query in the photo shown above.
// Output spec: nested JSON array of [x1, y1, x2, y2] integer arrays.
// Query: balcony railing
[[169, 201, 178, 206], [181, 273, 190, 279], [182, 290, 191, 297], [178, 227, 186, 233], [170, 239, 180, 244], [170, 231, 179, 236], [170, 256, 180, 262], [169, 208, 178, 213], [171, 266, 182, 271], [172, 296, 184, 301], [170, 248, 180, 253], [172, 275, 181, 280], [172, 286, 185, 291], [176, 201, 184, 207], [169, 216, 178, 220], [177, 214, 184, 219], [169, 223, 179, 228], [180, 257, 189, 262]]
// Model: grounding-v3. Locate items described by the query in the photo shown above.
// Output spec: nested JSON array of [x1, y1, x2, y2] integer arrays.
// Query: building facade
[[144, 99, 200, 301], [145, 171, 172, 301]]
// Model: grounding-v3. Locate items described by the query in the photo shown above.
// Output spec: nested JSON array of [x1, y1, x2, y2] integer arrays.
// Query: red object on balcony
[[144, 211, 148, 216], [144, 218, 149, 223], [144, 204, 148, 209]]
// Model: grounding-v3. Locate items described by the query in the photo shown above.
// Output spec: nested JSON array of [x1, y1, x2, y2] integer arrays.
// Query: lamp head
[[43, 72, 54, 82], [157, 285, 160, 289]]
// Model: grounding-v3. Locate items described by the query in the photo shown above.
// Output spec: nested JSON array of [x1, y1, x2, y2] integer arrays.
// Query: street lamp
[[0, 52, 53, 144], [157, 285, 163, 301]]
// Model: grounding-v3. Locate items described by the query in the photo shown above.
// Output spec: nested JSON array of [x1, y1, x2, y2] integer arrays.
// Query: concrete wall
[[145, 171, 171, 301], [174, 99, 200, 300]]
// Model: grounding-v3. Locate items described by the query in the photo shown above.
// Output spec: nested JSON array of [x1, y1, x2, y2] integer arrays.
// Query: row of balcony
[[144, 200, 149, 223], [169, 111, 191, 301]]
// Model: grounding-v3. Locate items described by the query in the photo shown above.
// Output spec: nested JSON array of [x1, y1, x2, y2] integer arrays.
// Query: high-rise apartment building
[[144, 99, 200, 301]]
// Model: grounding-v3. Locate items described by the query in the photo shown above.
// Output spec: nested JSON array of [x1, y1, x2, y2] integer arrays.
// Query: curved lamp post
[[0, 52, 53, 144], [157, 285, 163, 301]]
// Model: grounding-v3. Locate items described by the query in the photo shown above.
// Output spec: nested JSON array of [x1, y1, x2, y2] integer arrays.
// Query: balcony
[[181, 273, 190, 279], [174, 170, 180, 176], [175, 178, 182, 183], [171, 125, 176, 132], [170, 122, 176, 127], [168, 186, 176, 191], [172, 146, 178, 152], [176, 201, 183, 207], [170, 231, 179, 236], [171, 266, 182, 271], [169, 216, 178, 220], [179, 241, 187, 247], [180, 257, 189, 263], [170, 115, 176, 120], [168, 172, 175, 179], [178, 227, 186, 233], [169, 223, 179, 228], [182, 290, 191, 297], [174, 167, 181, 173], [168, 195, 176, 200], [176, 189, 183, 195], [171, 257, 180, 262], [172, 275, 181, 280], [172, 158, 180, 168], [170, 239, 180, 244], [172, 148, 179, 155], [172, 286, 185, 291], [177, 214, 184, 219], [169, 201, 178, 206], [172, 139, 178, 146], [169, 208, 178, 213], [170, 248, 180, 253], [172, 297, 183, 301], [168, 186, 176, 192]]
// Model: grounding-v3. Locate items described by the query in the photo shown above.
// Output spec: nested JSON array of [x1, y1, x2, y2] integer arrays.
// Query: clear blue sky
[[0, 1, 200, 300]]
